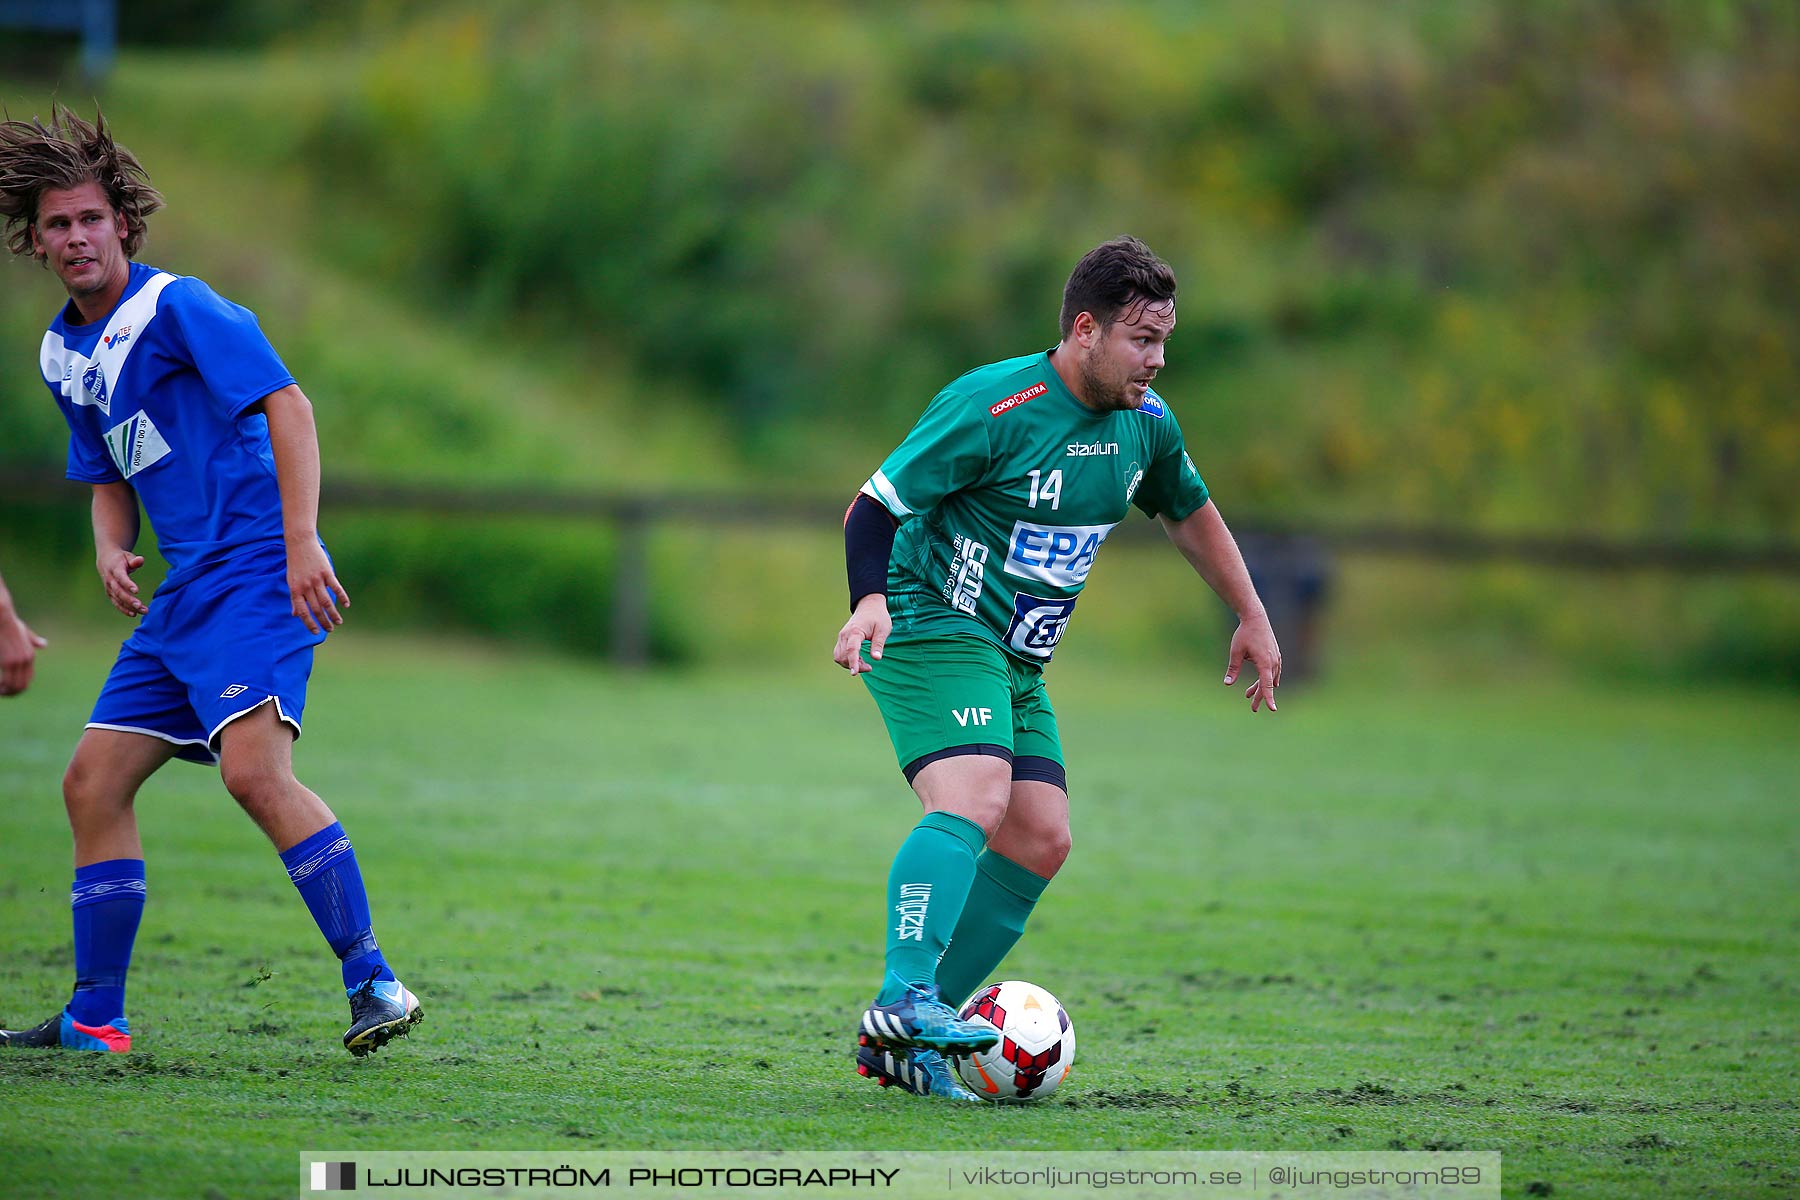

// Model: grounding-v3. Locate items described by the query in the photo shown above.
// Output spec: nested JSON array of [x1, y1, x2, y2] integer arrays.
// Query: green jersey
[[862, 350, 1210, 663]]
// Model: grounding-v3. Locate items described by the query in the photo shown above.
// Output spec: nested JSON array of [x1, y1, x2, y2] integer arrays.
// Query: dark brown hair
[[1058, 235, 1177, 338], [0, 105, 162, 260]]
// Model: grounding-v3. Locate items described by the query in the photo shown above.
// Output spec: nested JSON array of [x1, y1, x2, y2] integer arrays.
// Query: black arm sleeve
[[845, 492, 899, 611]]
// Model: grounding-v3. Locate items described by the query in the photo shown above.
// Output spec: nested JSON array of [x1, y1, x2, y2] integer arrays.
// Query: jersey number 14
[[1027, 469, 1063, 510]]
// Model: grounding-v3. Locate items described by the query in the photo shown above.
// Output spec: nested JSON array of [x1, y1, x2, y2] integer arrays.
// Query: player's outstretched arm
[[1160, 501, 1282, 713], [259, 384, 349, 635], [0, 568, 49, 696], [92, 481, 149, 618]]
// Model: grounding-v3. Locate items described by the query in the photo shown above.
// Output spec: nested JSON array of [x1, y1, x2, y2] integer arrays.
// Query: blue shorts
[[87, 543, 328, 765]]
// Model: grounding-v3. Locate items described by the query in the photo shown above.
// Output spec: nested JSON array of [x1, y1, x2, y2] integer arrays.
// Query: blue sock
[[69, 859, 146, 1027], [279, 822, 393, 992]]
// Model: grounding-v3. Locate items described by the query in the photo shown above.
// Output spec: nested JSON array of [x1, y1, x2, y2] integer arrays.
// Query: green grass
[[1, 628, 1796, 1199]]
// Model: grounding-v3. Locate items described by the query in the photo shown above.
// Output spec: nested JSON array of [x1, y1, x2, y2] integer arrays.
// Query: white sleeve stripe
[[864, 471, 912, 517]]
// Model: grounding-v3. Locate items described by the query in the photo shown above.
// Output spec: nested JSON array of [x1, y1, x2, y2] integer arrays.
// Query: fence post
[[81, 0, 115, 81], [611, 501, 652, 666]]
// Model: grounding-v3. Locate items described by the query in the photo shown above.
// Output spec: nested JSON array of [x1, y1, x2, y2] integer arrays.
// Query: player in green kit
[[834, 236, 1282, 1101]]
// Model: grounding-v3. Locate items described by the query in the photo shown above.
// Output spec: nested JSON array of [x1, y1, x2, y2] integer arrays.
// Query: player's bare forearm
[[1160, 501, 1264, 621], [260, 384, 349, 632], [91, 482, 148, 617], [260, 385, 323, 545], [1159, 501, 1283, 711], [91, 481, 139, 557]]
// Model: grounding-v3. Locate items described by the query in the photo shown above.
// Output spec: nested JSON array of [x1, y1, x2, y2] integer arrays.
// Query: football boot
[[858, 972, 999, 1055], [0, 1010, 130, 1052], [343, 969, 423, 1057], [855, 1043, 983, 1102]]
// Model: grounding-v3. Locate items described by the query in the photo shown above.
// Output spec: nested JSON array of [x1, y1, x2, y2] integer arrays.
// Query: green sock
[[879, 811, 987, 1002], [933, 850, 1051, 1009]]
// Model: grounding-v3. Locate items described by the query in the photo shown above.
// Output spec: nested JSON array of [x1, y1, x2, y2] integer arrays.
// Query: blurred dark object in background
[[114, 0, 312, 47], [1238, 533, 1332, 684], [0, 0, 114, 81]]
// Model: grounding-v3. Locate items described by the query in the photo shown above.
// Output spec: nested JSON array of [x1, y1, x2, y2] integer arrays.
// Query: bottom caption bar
[[301, 1150, 1500, 1199]]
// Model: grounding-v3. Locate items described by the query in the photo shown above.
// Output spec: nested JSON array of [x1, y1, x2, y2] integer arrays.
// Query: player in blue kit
[[0, 108, 421, 1056]]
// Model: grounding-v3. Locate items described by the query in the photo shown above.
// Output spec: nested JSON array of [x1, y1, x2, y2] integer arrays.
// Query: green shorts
[[859, 631, 1066, 789]]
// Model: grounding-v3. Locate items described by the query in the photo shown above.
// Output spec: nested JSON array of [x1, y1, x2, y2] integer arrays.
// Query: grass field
[[1, 628, 1796, 1199]]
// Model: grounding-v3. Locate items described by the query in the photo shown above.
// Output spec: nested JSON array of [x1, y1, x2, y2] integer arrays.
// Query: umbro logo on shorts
[[220, 684, 249, 699]]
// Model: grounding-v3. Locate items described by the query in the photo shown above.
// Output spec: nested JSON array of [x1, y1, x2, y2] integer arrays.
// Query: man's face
[[1074, 298, 1175, 412], [31, 179, 129, 305]]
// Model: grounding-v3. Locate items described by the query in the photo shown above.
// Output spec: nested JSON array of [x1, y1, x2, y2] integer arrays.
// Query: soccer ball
[[952, 980, 1075, 1102]]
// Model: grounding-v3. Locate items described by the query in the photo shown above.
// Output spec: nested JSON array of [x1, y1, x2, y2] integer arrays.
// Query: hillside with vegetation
[[3, 1, 1795, 673]]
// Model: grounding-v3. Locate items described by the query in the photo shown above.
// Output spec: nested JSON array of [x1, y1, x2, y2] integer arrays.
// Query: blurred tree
[[115, 0, 315, 46], [6, 1, 1797, 541]]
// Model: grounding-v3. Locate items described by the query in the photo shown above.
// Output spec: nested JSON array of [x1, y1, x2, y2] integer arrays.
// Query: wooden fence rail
[[4, 468, 1797, 665]]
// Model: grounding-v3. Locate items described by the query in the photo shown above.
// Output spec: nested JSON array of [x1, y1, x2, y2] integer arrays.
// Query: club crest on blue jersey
[[1137, 391, 1166, 418], [82, 363, 108, 409], [1004, 592, 1078, 660]]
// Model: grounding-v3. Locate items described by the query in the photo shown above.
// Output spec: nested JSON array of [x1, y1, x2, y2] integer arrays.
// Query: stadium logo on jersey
[[82, 364, 109, 409], [102, 412, 173, 480], [103, 326, 132, 349], [1003, 520, 1116, 588], [1066, 440, 1118, 457], [1004, 592, 1077, 660], [1136, 392, 1167, 418], [989, 381, 1047, 417]]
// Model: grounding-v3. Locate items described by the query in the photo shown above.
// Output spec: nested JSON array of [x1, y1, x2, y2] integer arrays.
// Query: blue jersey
[[41, 261, 297, 585]]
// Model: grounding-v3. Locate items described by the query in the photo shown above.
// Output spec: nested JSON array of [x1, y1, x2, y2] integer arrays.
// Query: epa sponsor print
[[1003, 520, 1116, 588]]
